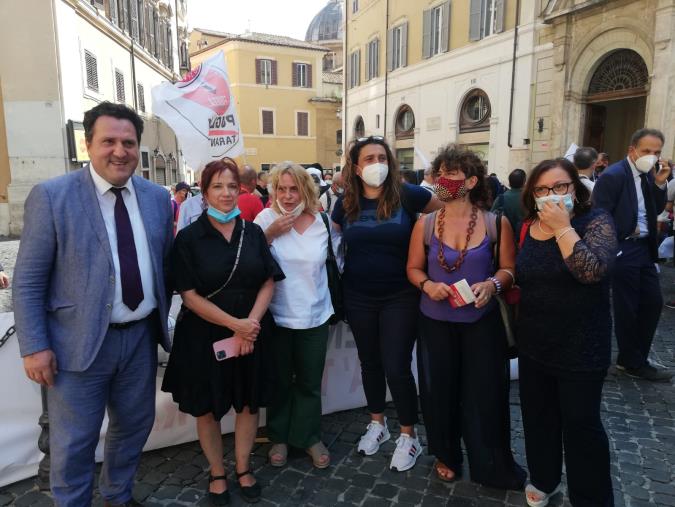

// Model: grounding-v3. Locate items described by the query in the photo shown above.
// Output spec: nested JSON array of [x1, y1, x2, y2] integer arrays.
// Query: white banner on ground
[[152, 51, 244, 169], [0, 311, 371, 487]]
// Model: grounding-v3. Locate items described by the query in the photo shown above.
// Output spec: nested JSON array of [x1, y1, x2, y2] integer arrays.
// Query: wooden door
[[583, 104, 606, 152]]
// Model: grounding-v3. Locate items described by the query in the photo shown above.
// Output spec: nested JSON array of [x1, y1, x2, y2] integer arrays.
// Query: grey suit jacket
[[13, 166, 173, 372]]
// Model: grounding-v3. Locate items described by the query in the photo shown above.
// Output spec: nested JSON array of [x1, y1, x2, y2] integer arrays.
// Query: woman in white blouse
[[254, 162, 335, 469]]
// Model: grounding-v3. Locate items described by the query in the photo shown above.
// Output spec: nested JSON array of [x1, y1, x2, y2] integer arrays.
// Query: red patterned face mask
[[434, 177, 467, 201]]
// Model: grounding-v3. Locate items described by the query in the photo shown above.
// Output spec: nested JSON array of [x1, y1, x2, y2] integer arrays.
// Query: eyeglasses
[[532, 181, 574, 198]]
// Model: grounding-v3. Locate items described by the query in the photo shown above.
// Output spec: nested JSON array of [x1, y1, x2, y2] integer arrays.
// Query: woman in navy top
[[332, 136, 439, 472], [517, 158, 616, 507]]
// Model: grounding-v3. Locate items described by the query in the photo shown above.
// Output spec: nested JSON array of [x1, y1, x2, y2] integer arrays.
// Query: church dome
[[305, 0, 343, 42]]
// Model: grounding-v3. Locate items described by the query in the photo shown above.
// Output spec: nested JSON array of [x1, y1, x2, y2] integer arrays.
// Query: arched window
[[354, 116, 365, 138], [395, 105, 415, 139], [459, 89, 491, 133], [587, 49, 648, 100]]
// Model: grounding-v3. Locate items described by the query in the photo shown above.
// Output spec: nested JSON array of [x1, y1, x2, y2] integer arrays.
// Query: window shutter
[[495, 0, 506, 33], [84, 50, 99, 91], [255, 59, 261, 84], [262, 110, 274, 134], [120, 0, 129, 33], [469, 0, 482, 41], [386, 28, 394, 72], [422, 8, 432, 59], [401, 22, 408, 67], [129, 0, 139, 40], [137, 83, 145, 112], [441, 1, 451, 53], [307, 64, 313, 88], [167, 25, 173, 69], [356, 49, 360, 85], [271, 60, 277, 85], [115, 69, 125, 103], [297, 112, 308, 136], [292, 63, 298, 87], [137, 0, 145, 45], [147, 6, 154, 53], [365, 42, 370, 80], [153, 10, 160, 58]]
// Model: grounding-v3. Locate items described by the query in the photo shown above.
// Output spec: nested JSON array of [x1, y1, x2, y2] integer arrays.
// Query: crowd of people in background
[[12, 101, 675, 507]]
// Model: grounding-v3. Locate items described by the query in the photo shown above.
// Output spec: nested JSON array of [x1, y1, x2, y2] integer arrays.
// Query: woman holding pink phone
[[162, 158, 284, 506]]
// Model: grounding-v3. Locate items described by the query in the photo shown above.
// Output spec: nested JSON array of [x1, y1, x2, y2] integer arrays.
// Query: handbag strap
[[320, 212, 336, 262], [205, 219, 246, 300]]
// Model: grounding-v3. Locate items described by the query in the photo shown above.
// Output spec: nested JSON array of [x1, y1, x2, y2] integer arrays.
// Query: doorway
[[583, 97, 646, 163], [581, 49, 648, 164]]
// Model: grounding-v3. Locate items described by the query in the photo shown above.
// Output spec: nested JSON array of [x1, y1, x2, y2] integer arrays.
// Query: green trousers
[[266, 322, 329, 449]]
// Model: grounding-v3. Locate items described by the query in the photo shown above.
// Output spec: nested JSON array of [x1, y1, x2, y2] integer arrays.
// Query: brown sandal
[[306, 441, 330, 469], [434, 460, 456, 482], [268, 443, 288, 467]]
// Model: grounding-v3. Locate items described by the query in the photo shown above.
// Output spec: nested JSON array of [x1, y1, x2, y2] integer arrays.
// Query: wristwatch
[[419, 278, 431, 292]]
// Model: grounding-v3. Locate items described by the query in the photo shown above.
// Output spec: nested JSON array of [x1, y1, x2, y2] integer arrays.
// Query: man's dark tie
[[639, 173, 656, 238], [110, 188, 144, 311]]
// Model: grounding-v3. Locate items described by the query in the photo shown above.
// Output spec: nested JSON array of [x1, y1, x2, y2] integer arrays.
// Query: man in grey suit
[[13, 102, 173, 506]]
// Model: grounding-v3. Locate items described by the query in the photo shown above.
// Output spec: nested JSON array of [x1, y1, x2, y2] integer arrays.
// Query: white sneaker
[[357, 418, 390, 456], [389, 433, 423, 472]]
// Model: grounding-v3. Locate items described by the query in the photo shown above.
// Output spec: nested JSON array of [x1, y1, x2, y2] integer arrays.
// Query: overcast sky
[[188, 0, 332, 41]]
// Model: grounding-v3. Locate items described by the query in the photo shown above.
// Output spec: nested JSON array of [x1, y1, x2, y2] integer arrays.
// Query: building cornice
[[543, 0, 607, 23]]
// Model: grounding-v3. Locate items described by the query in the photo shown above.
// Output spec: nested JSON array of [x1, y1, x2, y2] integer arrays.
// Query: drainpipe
[[507, 0, 521, 148], [383, 0, 390, 138]]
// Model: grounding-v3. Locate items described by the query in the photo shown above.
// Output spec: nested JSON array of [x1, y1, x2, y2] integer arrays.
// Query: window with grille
[[297, 112, 309, 136], [459, 89, 491, 133], [84, 50, 99, 92], [395, 105, 415, 139], [115, 69, 125, 103], [137, 83, 145, 112], [262, 110, 274, 135]]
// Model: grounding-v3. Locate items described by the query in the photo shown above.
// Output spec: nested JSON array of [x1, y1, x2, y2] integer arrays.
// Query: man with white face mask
[[593, 128, 673, 381]]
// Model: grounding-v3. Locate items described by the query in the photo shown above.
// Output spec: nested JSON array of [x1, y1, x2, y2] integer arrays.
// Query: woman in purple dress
[[407, 145, 525, 489]]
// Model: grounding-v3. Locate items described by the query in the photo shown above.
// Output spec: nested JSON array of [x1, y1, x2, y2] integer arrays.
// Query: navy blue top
[[516, 208, 617, 372], [332, 183, 432, 296]]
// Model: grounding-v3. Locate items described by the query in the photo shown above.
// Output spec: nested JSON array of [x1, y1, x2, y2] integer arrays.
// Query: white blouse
[[254, 208, 334, 329]]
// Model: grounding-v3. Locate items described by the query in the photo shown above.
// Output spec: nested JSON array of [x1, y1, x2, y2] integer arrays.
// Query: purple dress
[[420, 234, 495, 322]]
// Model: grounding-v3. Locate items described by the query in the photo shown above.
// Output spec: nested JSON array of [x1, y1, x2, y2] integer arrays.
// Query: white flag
[[151, 51, 244, 169], [564, 142, 579, 162]]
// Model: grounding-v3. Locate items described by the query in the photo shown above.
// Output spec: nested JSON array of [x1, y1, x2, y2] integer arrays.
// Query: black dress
[[161, 213, 284, 420]]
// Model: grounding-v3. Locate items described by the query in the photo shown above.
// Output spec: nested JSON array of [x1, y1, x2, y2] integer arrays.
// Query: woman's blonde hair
[[269, 161, 320, 214]]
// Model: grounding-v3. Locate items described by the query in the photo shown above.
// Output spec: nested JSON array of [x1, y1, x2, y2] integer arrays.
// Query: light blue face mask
[[207, 206, 241, 223], [534, 194, 574, 213]]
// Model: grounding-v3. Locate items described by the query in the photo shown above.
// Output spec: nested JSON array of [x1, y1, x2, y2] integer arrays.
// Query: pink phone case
[[213, 337, 239, 361]]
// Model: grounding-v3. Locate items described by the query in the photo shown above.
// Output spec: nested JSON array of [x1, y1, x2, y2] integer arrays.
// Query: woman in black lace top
[[516, 159, 617, 507]]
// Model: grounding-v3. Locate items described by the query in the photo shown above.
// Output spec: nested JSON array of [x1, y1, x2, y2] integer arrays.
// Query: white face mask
[[360, 163, 389, 188], [535, 193, 574, 213], [277, 199, 305, 218], [633, 154, 658, 174]]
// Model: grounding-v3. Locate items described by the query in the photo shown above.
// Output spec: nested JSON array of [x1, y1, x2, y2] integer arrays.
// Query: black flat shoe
[[207, 475, 230, 506], [236, 469, 261, 503]]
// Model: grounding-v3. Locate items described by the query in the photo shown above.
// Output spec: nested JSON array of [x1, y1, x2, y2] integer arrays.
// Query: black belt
[[109, 310, 156, 330]]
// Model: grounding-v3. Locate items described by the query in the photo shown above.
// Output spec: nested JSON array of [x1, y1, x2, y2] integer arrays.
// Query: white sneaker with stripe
[[389, 433, 423, 472], [357, 418, 391, 456]]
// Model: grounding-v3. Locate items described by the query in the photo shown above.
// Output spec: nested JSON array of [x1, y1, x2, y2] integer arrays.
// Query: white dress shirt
[[579, 174, 595, 192], [254, 208, 334, 329], [626, 157, 649, 237], [176, 193, 207, 233], [90, 166, 157, 323]]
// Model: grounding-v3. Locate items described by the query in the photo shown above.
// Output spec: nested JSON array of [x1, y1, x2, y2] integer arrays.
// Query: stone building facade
[[532, 0, 675, 165]]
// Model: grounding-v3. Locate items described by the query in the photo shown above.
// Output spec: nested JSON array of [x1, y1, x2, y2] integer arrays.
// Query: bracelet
[[497, 268, 515, 284], [487, 276, 502, 294], [555, 227, 574, 242], [419, 278, 431, 292]]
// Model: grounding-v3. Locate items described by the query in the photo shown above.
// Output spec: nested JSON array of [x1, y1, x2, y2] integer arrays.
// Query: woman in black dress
[[162, 159, 283, 505], [516, 158, 617, 507]]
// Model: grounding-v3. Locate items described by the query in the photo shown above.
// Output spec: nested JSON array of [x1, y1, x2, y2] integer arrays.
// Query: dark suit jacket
[[593, 158, 666, 261]]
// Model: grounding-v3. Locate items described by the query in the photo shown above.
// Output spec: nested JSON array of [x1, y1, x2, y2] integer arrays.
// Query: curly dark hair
[[522, 158, 591, 222], [342, 136, 401, 222], [83, 101, 144, 144], [431, 144, 489, 208]]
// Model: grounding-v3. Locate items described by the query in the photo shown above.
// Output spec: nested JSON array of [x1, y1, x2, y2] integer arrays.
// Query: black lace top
[[516, 208, 617, 372]]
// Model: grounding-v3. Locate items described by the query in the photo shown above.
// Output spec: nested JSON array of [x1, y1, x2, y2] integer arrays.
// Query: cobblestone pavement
[[1, 258, 674, 507]]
